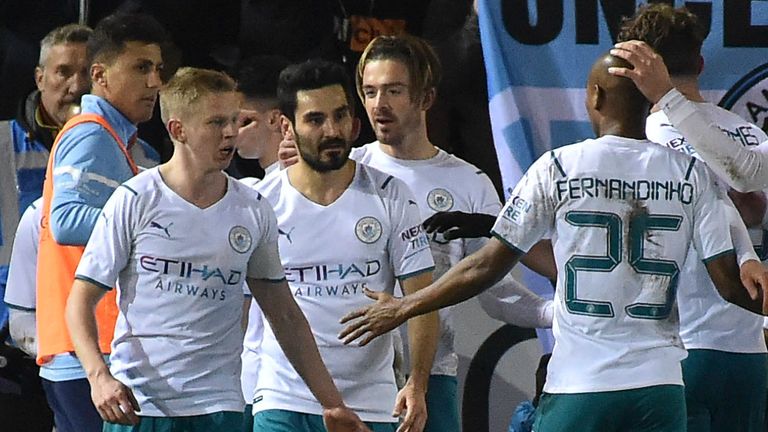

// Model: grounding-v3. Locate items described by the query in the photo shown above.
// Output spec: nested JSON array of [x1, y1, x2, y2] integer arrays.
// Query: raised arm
[[609, 40, 768, 192]]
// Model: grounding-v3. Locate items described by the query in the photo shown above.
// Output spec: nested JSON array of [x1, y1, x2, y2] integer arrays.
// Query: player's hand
[[322, 405, 372, 432], [740, 259, 768, 312], [236, 109, 261, 156], [339, 288, 407, 346], [393, 379, 427, 432], [278, 129, 300, 169], [608, 40, 674, 104], [90, 371, 140, 425], [422, 211, 495, 240]]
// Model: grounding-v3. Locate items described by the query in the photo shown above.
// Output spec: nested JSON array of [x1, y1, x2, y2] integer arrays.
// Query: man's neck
[[598, 119, 646, 140], [287, 160, 356, 206], [159, 156, 227, 209], [259, 135, 281, 170], [651, 76, 705, 112]]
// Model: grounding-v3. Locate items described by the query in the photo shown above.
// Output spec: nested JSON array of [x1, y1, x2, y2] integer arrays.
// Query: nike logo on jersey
[[278, 227, 295, 244], [149, 221, 173, 238]]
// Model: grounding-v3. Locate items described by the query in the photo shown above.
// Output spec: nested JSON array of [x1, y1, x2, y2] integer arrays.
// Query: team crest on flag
[[427, 188, 454, 212], [228, 226, 252, 253], [355, 216, 382, 244]]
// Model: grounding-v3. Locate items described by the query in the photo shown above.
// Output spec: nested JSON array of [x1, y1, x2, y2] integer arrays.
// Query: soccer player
[[340, 53, 767, 432], [280, 35, 555, 432], [235, 55, 290, 178], [618, 5, 768, 431], [609, 40, 768, 193], [248, 59, 438, 432], [65, 67, 369, 432], [35, 13, 167, 432]]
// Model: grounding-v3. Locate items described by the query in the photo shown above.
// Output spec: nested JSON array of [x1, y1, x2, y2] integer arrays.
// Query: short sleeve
[[691, 167, 735, 262], [387, 179, 435, 280], [491, 154, 555, 253], [74, 185, 135, 290], [246, 202, 286, 281], [4, 200, 43, 310]]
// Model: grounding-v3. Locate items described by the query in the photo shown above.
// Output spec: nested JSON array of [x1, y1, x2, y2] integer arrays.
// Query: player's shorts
[[103, 411, 242, 432], [533, 384, 685, 432], [252, 409, 396, 432], [242, 404, 254, 432], [424, 374, 459, 432], [683, 349, 767, 432]]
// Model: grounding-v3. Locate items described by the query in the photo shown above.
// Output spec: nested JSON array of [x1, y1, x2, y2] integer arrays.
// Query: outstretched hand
[[608, 40, 674, 104], [339, 288, 407, 346], [422, 211, 495, 240]]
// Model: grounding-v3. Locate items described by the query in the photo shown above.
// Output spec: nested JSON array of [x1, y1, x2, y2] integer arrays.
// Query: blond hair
[[160, 67, 237, 123]]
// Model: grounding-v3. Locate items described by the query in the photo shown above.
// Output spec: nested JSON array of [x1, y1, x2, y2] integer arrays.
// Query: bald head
[[585, 53, 649, 136]]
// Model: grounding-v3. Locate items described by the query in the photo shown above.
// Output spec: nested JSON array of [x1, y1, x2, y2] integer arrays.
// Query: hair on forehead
[[88, 12, 168, 66], [277, 59, 353, 123], [356, 34, 442, 102], [160, 67, 237, 123], [39, 24, 92, 67]]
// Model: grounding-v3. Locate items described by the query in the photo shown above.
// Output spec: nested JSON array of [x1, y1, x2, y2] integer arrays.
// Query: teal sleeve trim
[[74, 274, 113, 291]]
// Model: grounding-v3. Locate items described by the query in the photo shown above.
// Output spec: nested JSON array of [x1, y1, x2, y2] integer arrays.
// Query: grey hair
[[38, 24, 92, 67]]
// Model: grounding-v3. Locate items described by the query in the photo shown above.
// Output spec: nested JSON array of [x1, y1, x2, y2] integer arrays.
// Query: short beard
[[297, 136, 351, 172]]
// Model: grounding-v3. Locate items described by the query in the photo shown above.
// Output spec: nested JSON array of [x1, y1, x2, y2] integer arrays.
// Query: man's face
[[180, 91, 240, 172], [236, 98, 276, 160], [291, 84, 354, 172], [361, 59, 423, 147], [97, 41, 163, 125], [36, 42, 89, 127]]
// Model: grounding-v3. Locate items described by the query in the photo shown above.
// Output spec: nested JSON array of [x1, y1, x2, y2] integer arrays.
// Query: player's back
[[538, 135, 731, 393]]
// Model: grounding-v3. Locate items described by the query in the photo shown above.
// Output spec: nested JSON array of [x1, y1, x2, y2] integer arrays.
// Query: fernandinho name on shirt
[[554, 177, 694, 204], [141, 254, 241, 301], [286, 259, 380, 297]]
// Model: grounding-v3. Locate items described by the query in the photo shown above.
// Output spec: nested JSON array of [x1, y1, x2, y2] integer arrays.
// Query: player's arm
[[50, 127, 126, 245], [66, 278, 140, 425], [729, 190, 767, 228], [609, 40, 768, 192], [340, 238, 524, 344], [396, 271, 438, 432], [247, 277, 370, 432], [478, 275, 554, 328], [705, 252, 765, 314]]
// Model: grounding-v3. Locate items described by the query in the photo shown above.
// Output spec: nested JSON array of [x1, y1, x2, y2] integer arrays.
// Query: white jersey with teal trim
[[351, 143, 505, 376], [75, 167, 285, 417], [4, 197, 42, 311], [492, 135, 733, 394], [647, 107, 768, 354], [250, 162, 434, 422]]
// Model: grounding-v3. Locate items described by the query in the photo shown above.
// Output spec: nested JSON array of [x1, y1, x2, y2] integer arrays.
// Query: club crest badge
[[229, 226, 252, 254], [720, 62, 768, 134], [355, 216, 382, 244], [427, 188, 454, 212]]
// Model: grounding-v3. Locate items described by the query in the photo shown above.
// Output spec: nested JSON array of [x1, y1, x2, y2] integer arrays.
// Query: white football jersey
[[76, 168, 285, 417], [4, 197, 42, 311], [351, 143, 509, 376], [492, 135, 733, 394], [647, 106, 768, 353], [250, 162, 434, 422]]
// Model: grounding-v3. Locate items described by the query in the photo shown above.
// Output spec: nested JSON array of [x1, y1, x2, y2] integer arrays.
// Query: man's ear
[[35, 66, 45, 91], [267, 108, 282, 132], [420, 87, 437, 111], [280, 115, 295, 140], [588, 83, 604, 111], [91, 63, 106, 89], [167, 118, 185, 142]]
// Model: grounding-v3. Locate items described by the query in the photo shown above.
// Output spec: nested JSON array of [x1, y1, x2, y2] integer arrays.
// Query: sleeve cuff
[[74, 274, 113, 291]]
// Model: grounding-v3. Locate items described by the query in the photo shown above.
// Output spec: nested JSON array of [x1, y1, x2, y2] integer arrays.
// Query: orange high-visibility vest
[[36, 114, 138, 365]]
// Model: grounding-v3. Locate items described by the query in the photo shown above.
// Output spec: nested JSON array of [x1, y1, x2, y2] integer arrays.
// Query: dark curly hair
[[618, 3, 706, 76]]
